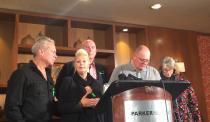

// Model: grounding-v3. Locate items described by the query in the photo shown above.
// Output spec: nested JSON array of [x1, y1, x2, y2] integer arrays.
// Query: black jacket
[[160, 71, 181, 81], [55, 61, 108, 98], [58, 72, 102, 122], [4, 61, 55, 122]]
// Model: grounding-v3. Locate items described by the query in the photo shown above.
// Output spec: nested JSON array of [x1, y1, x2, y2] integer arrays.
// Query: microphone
[[127, 74, 142, 80], [118, 73, 143, 80], [118, 73, 127, 80]]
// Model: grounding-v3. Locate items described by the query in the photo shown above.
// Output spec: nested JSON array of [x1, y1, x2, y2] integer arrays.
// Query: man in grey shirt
[[109, 45, 161, 83]]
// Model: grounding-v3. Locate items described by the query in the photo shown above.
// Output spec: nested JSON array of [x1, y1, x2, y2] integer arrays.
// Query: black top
[[57, 72, 102, 122], [55, 61, 108, 98], [160, 71, 185, 81], [4, 61, 55, 122]]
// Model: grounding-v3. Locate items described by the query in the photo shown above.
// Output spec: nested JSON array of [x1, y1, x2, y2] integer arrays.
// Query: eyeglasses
[[136, 57, 150, 63], [162, 68, 174, 73]]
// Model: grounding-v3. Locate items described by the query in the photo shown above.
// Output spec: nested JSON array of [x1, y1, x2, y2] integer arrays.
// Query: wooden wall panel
[[71, 28, 94, 48], [94, 30, 106, 49], [115, 32, 134, 66], [115, 29, 148, 67], [147, 27, 208, 122], [0, 21, 15, 83], [18, 23, 45, 44], [46, 25, 67, 46], [71, 28, 108, 49], [105, 26, 114, 50], [18, 23, 67, 47]]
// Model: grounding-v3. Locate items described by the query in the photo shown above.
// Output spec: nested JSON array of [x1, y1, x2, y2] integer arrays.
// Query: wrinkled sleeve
[[4, 70, 26, 122], [152, 68, 161, 80], [57, 77, 83, 114], [55, 62, 74, 97]]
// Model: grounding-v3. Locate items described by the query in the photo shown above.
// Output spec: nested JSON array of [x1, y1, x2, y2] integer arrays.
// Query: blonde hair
[[75, 48, 88, 57], [74, 49, 90, 72]]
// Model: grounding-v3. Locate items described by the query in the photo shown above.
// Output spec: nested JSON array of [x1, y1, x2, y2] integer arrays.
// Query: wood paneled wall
[[115, 32, 135, 66], [147, 27, 208, 122], [0, 21, 15, 84]]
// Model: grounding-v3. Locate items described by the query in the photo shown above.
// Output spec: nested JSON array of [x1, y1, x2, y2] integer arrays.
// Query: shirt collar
[[29, 60, 50, 73], [91, 61, 95, 65]]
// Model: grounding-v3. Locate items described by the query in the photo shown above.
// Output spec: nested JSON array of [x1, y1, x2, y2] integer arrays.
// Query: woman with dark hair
[[160, 57, 202, 122]]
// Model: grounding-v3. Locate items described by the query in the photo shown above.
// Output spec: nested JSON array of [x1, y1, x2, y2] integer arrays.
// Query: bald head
[[81, 39, 97, 63], [135, 45, 150, 56], [132, 45, 151, 71]]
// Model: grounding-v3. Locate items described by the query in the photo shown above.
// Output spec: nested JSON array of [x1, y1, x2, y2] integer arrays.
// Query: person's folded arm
[[4, 69, 26, 122]]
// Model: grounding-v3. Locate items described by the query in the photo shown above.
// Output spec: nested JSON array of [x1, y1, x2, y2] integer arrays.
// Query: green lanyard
[[98, 71, 104, 75], [91, 92, 96, 97], [52, 88, 55, 96]]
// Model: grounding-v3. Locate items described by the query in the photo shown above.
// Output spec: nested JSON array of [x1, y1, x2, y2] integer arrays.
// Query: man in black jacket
[[4, 36, 57, 122]]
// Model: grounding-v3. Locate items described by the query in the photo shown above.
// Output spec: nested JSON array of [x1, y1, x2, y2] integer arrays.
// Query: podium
[[96, 80, 190, 122]]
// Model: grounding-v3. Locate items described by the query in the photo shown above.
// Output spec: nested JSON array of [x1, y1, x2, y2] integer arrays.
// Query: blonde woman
[[58, 49, 102, 122]]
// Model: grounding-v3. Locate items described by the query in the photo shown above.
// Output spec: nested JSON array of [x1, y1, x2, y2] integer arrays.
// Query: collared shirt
[[89, 62, 97, 79], [109, 61, 161, 83]]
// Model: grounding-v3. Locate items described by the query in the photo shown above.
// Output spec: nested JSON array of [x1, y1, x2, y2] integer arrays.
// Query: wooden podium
[[96, 80, 190, 122]]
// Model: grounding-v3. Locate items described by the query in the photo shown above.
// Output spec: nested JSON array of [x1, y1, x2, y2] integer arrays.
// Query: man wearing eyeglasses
[[109, 45, 161, 83]]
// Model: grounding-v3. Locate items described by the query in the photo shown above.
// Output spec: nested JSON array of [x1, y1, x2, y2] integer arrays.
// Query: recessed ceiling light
[[80, 0, 88, 2], [122, 28, 128, 32], [151, 3, 162, 10]]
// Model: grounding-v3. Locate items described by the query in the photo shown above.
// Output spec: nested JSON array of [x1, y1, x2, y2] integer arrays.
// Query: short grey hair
[[31, 36, 55, 57], [75, 48, 88, 57], [160, 56, 175, 71]]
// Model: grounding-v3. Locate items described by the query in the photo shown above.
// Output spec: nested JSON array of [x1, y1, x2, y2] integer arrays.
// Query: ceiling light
[[151, 3, 162, 10], [80, 0, 88, 2], [122, 28, 128, 32]]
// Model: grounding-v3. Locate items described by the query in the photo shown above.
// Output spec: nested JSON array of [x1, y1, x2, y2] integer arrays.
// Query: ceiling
[[1, 0, 210, 33]]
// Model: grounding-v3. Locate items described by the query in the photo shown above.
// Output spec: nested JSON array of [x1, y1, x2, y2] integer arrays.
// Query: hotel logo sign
[[124, 100, 172, 122]]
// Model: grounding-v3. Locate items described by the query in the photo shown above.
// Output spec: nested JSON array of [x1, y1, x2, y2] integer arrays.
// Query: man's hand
[[145, 86, 154, 93]]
